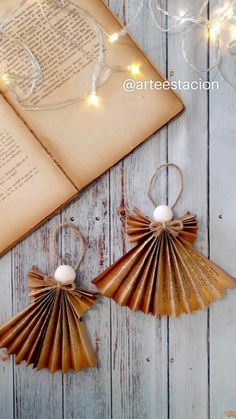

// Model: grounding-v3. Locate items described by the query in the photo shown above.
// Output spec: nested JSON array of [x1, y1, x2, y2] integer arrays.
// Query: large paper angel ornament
[[93, 164, 235, 317], [0, 224, 99, 373]]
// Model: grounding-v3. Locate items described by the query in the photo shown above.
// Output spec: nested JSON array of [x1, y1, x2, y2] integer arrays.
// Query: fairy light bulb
[[128, 64, 141, 76], [88, 92, 99, 107], [1, 74, 8, 82], [210, 23, 221, 40], [231, 26, 236, 39], [0, 74, 9, 91], [109, 32, 119, 43], [179, 9, 186, 16]]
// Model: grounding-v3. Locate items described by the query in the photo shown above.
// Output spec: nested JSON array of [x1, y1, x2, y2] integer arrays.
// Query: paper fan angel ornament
[[93, 163, 236, 317], [0, 224, 99, 373]]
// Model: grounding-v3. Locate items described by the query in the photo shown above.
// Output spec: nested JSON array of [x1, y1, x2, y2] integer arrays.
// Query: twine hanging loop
[[53, 223, 86, 271], [148, 163, 184, 209]]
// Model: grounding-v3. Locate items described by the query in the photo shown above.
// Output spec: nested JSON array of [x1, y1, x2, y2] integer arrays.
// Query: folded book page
[[93, 209, 235, 316], [0, 96, 77, 255], [0, 267, 98, 373], [0, 0, 184, 190]]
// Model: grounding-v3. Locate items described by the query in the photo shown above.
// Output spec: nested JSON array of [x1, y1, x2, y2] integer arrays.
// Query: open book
[[0, 0, 184, 257]]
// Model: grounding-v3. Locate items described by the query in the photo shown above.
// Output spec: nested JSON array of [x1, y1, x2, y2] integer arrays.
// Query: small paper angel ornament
[[93, 164, 235, 317], [0, 224, 99, 373]]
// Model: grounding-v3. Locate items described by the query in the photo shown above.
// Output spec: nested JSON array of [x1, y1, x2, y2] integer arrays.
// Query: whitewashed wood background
[[1, 1, 236, 418]]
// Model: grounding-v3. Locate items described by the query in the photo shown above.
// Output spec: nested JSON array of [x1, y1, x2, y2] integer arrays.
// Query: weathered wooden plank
[[0, 252, 14, 419], [1, 1, 236, 419], [109, 1, 169, 418], [12, 218, 63, 419], [62, 176, 111, 419], [209, 2, 236, 413], [167, 1, 209, 418]]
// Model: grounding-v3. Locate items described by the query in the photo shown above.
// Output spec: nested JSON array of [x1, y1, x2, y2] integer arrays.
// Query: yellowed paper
[[0, 0, 184, 189], [0, 96, 76, 255], [0, 267, 98, 373], [93, 209, 236, 316]]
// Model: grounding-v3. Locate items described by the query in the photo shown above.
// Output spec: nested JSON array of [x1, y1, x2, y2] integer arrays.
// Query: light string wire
[[147, 0, 236, 74], [149, 0, 210, 33], [0, 32, 42, 101], [37, 1, 129, 97], [0, 0, 140, 110], [0, 0, 117, 110], [105, 0, 236, 82], [0, 0, 236, 111], [25, 0, 109, 110], [0, 1, 43, 103]]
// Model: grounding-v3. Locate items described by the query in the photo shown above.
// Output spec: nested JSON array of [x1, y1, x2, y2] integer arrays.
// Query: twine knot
[[42, 276, 76, 291], [150, 219, 184, 237], [56, 281, 76, 291]]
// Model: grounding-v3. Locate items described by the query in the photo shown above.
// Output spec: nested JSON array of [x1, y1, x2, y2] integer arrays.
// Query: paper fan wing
[[0, 286, 97, 372], [178, 212, 198, 244], [127, 208, 153, 243], [67, 287, 99, 317], [92, 210, 235, 317], [28, 267, 58, 300]]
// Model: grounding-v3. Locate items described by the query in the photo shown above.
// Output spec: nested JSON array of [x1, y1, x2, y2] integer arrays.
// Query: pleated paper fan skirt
[[0, 283, 98, 373], [93, 232, 236, 317]]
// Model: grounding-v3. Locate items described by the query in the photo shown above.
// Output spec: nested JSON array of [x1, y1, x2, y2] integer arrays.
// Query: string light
[[210, 23, 222, 39], [0, 0, 144, 110], [0, 74, 9, 84], [88, 92, 99, 107], [1, 0, 236, 108], [109, 33, 119, 43], [149, 0, 236, 77], [128, 64, 141, 76], [0, 73, 9, 91], [179, 10, 187, 18], [0, 0, 130, 110]]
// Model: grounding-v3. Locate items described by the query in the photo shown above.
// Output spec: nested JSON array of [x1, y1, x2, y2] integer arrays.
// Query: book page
[[0, 96, 76, 255], [0, 0, 184, 189]]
